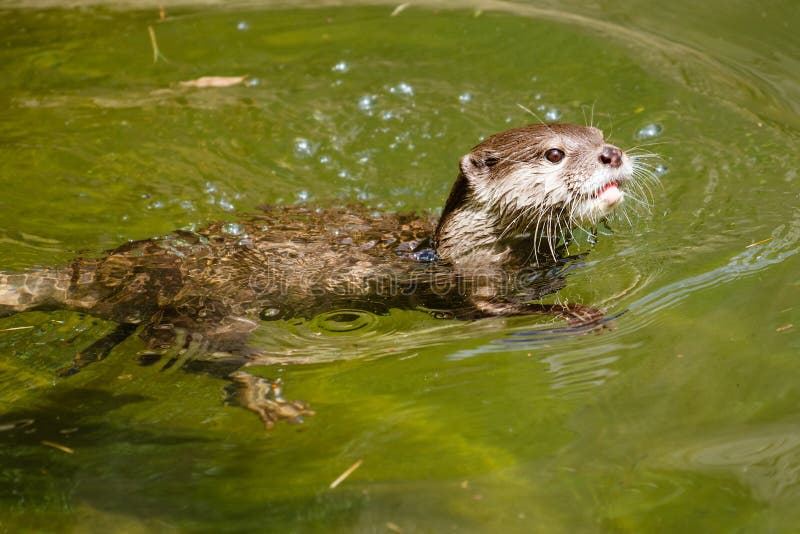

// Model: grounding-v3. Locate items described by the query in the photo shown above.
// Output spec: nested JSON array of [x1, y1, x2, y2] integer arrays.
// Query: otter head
[[434, 123, 637, 263]]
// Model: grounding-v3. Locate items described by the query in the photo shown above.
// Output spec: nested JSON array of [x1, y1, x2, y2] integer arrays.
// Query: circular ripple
[[311, 309, 380, 333]]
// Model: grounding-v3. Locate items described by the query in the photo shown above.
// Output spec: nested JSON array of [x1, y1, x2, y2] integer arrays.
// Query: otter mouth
[[591, 180, 623, 209]]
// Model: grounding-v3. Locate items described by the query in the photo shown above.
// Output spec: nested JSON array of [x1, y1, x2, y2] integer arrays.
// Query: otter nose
[[599, 145, 623, 168]]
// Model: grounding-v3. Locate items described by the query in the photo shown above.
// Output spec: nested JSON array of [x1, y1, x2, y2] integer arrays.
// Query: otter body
[[0, 123, 650, 427]]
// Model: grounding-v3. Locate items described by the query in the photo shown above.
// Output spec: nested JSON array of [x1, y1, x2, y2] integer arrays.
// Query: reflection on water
[[663, 422, 800, 502]]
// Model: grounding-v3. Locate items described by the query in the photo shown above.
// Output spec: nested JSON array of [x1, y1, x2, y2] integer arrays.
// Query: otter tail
[[0, 269, 73, 317]]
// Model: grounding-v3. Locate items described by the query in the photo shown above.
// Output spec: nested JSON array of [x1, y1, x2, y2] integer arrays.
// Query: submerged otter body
[[0, 123, 649, 427]]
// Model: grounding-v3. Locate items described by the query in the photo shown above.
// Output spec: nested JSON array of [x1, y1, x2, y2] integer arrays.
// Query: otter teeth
[[595, 181, 623, 208]]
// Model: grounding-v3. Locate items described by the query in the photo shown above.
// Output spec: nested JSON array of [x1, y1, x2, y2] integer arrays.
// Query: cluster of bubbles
[[208, 53, 664, 210], [142, 181, 239, 222]]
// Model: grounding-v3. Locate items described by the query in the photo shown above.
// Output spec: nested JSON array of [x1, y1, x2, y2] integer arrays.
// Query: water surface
[[1, 1, 800, 532]]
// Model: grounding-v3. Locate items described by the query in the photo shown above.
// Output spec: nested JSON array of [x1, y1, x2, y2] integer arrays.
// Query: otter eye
[[483, 156, 499, 167], [545, 148, 565, 163]]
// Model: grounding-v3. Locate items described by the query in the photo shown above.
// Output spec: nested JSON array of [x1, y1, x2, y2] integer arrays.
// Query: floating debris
[[746, 237, 773, 249], [776, 324, 793, 333], [41, 440, 74, 454], [329, 459, 363, 489], [147, 25, 168, 63], [178, 76, 247, 88], [391, 3, 410, 16], [0, 325, 35, 332]]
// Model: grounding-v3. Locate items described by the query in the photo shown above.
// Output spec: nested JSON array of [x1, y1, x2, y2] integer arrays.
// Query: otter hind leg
[[227, 371, 315, 430], [140, 314, 315, 430]]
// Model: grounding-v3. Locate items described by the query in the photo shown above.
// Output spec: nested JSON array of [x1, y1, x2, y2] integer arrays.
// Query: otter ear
[[459, 152, 498, 179]]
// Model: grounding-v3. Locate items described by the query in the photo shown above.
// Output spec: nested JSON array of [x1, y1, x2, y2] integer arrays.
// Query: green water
[[2, 1, 800, 532]]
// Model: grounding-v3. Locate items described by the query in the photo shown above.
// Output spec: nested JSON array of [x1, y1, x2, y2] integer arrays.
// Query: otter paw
[[228, 371, 315, 430]]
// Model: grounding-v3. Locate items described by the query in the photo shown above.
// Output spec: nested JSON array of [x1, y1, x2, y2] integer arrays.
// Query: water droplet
[[545, 108, 562, 121], [654, 164, 668, 177], [236, 21, 250, 31], [222, 223, 244, 235], [331, 61, 349, 73], [636, 123, 664, 140], [390, 82, 414, 96], [381, 110, 395, 120], [319, 155, 331, 164], [338, 170, 351, 179], [147, 200, 164, 210], [458, 92, 473, 103], [297, 190, 310, 201], [218, 199, 235, 211], [245, 78, 260, 87]]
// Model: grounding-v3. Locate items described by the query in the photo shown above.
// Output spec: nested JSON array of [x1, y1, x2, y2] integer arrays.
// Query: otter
[[0, 123, 650, 428]]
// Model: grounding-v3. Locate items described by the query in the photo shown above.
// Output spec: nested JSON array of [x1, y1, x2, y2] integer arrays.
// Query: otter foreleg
[[56, 322, 139, 377]]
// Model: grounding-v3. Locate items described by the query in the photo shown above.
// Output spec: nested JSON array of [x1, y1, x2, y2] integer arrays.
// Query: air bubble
[[222, 223, 244, 235], [297, 190, 310, 201], [358, 95, 376, 112], [458, 92, 473, 103], [236, 21, 250, 31], [636, 123, 664, 139], [390, 82, 414, 96], [294, 138, 314, 158], [332, 61, 349, 73], [545, 108, 562, 121]]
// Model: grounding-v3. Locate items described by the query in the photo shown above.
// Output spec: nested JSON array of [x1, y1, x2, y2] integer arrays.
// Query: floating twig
[[329, 459, 363, 489], [391, 3, 410, 16], [0, 325, 35, 332], [41, 440, 74, 454], [148, 26, 168, 63], [746, 237, 773, 249]]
